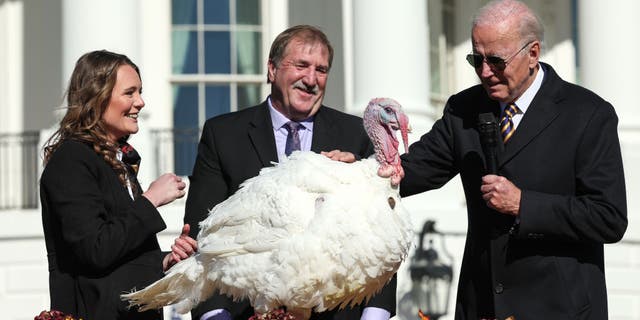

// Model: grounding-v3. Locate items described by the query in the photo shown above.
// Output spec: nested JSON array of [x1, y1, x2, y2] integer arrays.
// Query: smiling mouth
[[126, 113, 139, 119], [295, 87, 317, 96], [293, 80, 319, 95]]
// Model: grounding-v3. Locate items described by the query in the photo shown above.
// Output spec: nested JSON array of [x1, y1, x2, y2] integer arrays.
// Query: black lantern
[[409, 220, 453, 320]]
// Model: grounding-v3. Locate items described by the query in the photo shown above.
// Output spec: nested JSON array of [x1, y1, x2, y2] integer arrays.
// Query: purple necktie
[[500, 103, 520, 143], [284, 121, 301, 156]]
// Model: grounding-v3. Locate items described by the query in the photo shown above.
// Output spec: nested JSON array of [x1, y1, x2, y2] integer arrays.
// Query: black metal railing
[[0, 131, 41, 209], [149, 127, 201, 178], [0, 128, 201, 211]]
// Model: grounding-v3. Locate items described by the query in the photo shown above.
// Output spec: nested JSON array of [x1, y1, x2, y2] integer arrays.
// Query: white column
[[578, 1, 640, 240], [0, 1, 25, 208], [0, 0, 24, 133], [266, 0, 288, 41], [139, 0, 172, 129], [350, 0, 430, 119], [579, 4, 640, 315], [61, 0, 163, 183], [62, 0, 142, 88], [262, 0, 288, 98], [451, 1, 481, 93], [133, 0, 172, 185], [530, 0, 576, 83], [578, 0, 640, 128]]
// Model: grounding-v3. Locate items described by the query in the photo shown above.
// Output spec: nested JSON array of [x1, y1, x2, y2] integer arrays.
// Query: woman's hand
[[162, 224, 198, 271], [142, 173, 186, 207]]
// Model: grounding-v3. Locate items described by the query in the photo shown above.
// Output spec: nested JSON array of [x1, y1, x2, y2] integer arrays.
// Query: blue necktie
[[284, 121, 301, 156], [500, 103, 520, 143]]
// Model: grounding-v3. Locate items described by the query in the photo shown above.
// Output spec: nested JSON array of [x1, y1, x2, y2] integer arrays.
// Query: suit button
[[495, 283, 504, 294]]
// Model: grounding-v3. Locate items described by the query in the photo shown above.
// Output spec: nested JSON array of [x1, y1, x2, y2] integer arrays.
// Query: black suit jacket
[[40, 140, 166, 320], [400, 63, 627, 320], [184, 101, 396, 319]]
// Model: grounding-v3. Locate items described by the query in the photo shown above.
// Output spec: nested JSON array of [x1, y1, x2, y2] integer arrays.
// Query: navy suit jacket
[[400, 63, 627, 320], [185, 101, 396, 319]]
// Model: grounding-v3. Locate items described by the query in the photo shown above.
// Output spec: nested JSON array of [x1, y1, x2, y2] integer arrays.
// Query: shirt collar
[[267, 96, 314, 131], [500, 63, 545, 114]]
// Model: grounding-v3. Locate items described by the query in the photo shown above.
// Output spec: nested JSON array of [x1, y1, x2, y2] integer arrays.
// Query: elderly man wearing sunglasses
[[391, 0, 627, 319]]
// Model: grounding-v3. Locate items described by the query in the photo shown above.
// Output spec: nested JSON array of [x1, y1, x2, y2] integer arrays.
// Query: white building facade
[[1, 0, 639, 319]]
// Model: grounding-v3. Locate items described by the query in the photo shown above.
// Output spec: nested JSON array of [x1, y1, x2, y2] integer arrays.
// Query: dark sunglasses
[[466, 41, 534, 71]]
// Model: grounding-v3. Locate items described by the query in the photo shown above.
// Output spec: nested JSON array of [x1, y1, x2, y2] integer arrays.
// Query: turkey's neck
[[368, 124, 399, 167]]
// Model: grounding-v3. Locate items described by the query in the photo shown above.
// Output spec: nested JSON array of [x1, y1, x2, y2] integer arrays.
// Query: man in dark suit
[[184, 25, 395, 320], [396, 1, 627, 319]]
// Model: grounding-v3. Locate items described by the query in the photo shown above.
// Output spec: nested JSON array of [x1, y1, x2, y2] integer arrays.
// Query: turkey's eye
[[387, 197, 395, 209], [315, 196, 325, 209]]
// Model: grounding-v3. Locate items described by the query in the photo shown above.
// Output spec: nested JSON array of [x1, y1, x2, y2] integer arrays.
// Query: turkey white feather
[[122, 97, 413, 320]]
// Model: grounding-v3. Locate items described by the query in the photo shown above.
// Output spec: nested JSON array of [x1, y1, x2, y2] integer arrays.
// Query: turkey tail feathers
[[121, 255, 207, 314]]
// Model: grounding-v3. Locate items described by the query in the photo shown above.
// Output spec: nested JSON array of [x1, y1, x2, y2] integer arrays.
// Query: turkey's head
[[363, 97, 410, 186]]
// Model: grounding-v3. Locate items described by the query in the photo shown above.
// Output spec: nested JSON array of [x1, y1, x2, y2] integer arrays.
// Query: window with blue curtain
[[171, 0, 264, 175]]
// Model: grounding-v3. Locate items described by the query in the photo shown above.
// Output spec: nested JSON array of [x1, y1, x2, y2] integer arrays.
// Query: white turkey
[[122, 97, 413, 319]]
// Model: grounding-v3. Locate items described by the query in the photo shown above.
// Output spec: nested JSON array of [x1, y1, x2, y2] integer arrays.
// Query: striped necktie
[[284, 121, 301, 156], [500, 103, 520, 143]]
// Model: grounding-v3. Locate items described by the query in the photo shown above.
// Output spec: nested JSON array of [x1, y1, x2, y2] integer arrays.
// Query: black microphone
[[478, 113, 499, 174]]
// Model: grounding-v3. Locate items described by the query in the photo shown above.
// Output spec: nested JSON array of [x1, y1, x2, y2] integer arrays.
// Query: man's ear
[[267, 60, 276, 83], [528, 41, 541, 68]]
